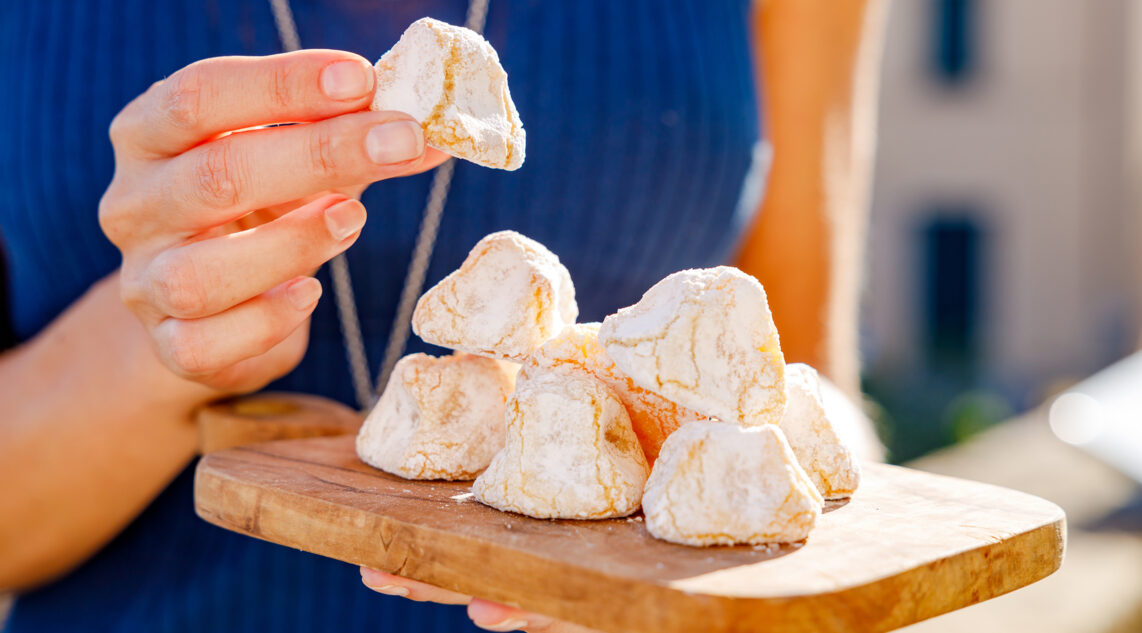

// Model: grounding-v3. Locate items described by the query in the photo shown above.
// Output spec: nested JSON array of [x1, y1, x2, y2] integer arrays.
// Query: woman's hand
[[99, 49, 448, 393], [360, 568, 603, 632]]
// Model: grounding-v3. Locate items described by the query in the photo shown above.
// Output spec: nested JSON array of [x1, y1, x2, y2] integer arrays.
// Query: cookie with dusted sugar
[[412, 231, 578, 361], [355, 352, 514, 481], [598, 266, 786, 426], [642, 421, 824, 546], [779, 363, 861, 499], [371, 17, 525, 170], [472, 369, 650, 519], [519, 323, 706, 466]]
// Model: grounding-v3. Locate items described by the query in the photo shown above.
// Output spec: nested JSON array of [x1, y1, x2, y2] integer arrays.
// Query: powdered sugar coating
[[371, 17, 525, 170], [642, 421, 823, 546], [598, 267, 786, 426], [472, 369, 650, 519], [519, 323, 707, 465], [355, 352, 514, 480], [778, 364, 861, 499], [412, 231, 578, 361]]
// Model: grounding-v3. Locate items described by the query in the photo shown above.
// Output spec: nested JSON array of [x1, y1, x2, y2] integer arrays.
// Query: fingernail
[[366, 120, 423, 164], [321, 59, 374, 100], [286, 277, 322, 310], [367, 584, 410, 597], [475, 619, 528, 632], [325, 199, 366, 241]]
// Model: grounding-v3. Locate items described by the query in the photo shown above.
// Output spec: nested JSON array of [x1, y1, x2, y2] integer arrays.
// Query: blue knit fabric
[[0, 1, 762, 631]]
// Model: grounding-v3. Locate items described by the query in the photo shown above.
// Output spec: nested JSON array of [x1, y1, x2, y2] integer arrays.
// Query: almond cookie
[[642, 421, 823, 546], [371, 17, 525, 170], [599, 267, 786, 426], [520, 323, 706, 465], [778, 364, 861, 499], [472, 369, 649, 519], [356, 352, 514, 480], [413, 231, 578, 361]]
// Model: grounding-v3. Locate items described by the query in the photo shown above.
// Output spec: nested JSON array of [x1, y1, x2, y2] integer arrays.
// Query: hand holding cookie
[[100, 49, 450, 392]]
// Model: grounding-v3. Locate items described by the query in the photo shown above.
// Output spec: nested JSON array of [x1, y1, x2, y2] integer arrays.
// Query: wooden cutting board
[[194, 435, 1065, 633]]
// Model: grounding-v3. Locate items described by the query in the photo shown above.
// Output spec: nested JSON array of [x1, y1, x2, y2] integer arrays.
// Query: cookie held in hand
[[371, 17, 525, 170]]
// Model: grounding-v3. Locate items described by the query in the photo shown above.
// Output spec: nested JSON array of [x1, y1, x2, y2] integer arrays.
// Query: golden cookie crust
[[472, 369, 650, 519], [520, 323, 706, 466], [412, 231, 578, 361], [779, 363, 861, 499], [371, 17, 525, 170], [355, 352, 514, 480], [599, 266, 786, 426], [642, 421, 823, 546]]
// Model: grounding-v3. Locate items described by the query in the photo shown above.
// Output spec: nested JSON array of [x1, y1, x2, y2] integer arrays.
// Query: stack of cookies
[[357, 231, 862, 546], [355, 17, 860, 547]]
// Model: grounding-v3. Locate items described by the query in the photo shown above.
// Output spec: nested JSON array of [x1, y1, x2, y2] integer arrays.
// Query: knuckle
[[108, 86, 154, 149], [191, 141, 244, 209], [97, 185, 127, 245], [255, 320, 285, 354], [163, 322, 214, 377], [268, 62, 295, 110], [307, 126, 339, 179], [151, 254, 210, 318], [97, 177, 147, 246], [161, 67, 205, 131], [107, 110, 131, 147]]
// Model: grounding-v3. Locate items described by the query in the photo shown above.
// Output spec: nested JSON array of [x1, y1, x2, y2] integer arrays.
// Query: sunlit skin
[[0, 1, 885, 631]]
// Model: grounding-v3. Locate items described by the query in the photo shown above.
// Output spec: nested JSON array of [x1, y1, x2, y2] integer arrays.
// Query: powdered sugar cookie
[[412, 231, 577, 361], [372, 17, 525, 170]]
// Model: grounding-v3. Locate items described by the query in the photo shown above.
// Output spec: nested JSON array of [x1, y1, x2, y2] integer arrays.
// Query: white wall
[[865, 0, 1138, 401]]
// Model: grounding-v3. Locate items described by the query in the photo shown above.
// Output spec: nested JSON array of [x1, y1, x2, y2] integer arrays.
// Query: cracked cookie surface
[[356, 352, 514, 480], [371, 17, 525, 170], [520, 323, 707, 466], [599, 266, 786, 425], [472, 369, 650, 519], [778, 363, 861, 499], [412, 231, 578, 361], [642, 421, 823, 546]]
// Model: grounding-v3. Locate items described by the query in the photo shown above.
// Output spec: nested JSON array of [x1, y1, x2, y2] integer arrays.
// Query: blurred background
[[2, 0, 1141, 629], [866, 1, 1142, 631], [864, 0, 1140, 461]]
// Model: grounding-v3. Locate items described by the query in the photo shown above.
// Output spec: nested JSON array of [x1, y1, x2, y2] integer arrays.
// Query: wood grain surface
[[196, 392, 362, 453], [194, 435, 1066, 633]]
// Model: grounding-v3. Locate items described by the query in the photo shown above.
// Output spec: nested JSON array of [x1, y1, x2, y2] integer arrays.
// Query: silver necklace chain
[[269, 0, 489, 411]]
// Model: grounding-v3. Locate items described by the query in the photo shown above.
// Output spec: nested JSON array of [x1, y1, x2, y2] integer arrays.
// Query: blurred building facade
[[863, 0, 1142, 458]]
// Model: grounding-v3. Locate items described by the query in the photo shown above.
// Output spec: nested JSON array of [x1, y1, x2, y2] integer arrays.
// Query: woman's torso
[[0, 1, 763, 630]]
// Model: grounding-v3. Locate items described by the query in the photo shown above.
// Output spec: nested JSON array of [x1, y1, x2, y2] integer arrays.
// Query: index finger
[[111, 49, 377, 158]]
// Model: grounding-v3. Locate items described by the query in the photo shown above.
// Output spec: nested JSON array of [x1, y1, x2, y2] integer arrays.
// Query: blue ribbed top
[[0, 1, 763, 630]]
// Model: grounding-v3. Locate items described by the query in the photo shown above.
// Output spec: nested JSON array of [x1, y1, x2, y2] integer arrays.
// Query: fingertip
[[284, 276, 322, 311], [360, 567, 395, 586], [319, 56, 376, 102], [365, 118, 425, 165], [468, 599, 531, 631]]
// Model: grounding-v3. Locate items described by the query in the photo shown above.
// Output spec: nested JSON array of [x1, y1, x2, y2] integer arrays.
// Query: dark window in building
[[921, 215, 982, 365], [931, 0, 975, 83]]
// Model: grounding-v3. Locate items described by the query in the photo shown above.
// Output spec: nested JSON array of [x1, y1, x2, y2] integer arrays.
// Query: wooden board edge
[[193, 453, 1067, 633], [782, 513, 1066, 631], [193, 458, 676, 632]]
